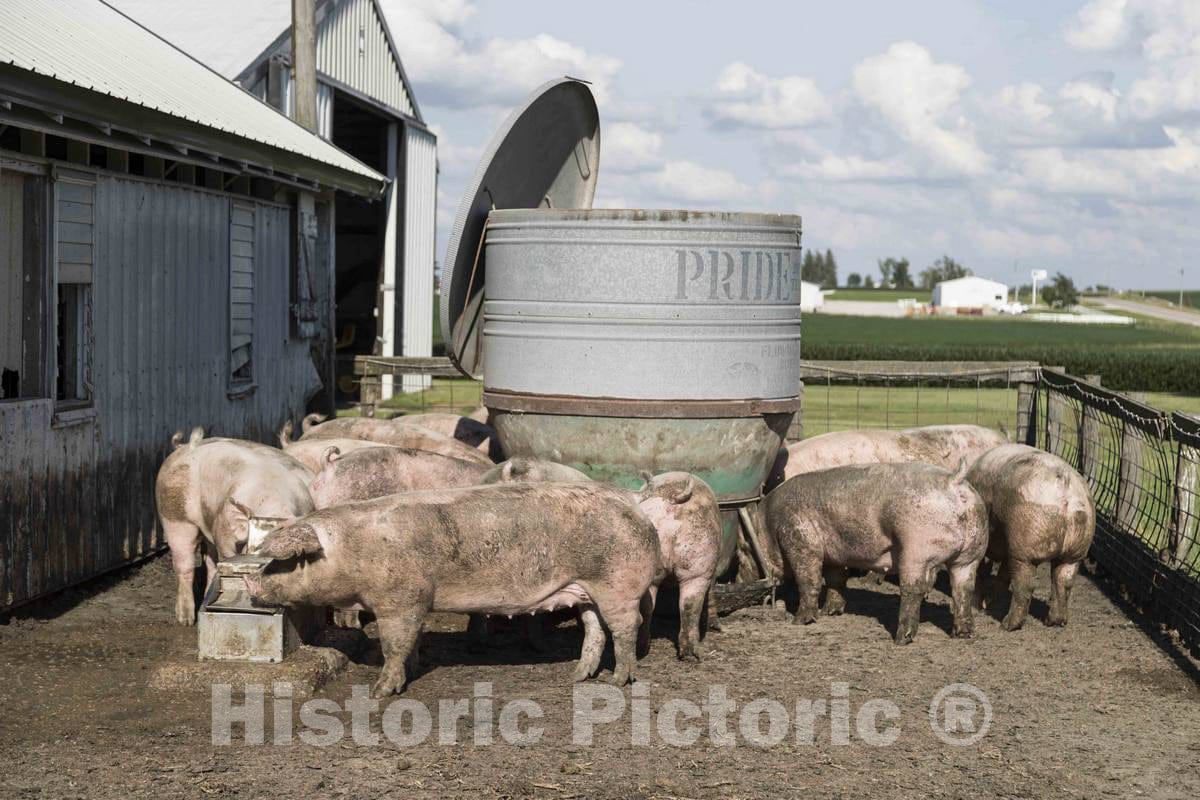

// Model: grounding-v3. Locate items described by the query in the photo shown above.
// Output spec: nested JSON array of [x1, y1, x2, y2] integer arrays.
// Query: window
[[230, 200, 255, 387], [0, 166, 48, 401], [54, 172, 95, 406]]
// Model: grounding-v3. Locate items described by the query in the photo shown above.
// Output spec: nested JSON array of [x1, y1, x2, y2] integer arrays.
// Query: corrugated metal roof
[[107, 0, 421, 122], [0, 0, 384, 190]]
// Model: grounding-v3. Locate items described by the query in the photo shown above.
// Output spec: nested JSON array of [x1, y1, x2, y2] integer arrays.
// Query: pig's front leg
[[821, 566, 848, 616], [372, 606, 428, 698], [1001, 559, 1037, 631]]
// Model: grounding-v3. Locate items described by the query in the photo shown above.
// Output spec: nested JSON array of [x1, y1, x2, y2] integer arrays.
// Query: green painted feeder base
[[484, 392, 799, 577]]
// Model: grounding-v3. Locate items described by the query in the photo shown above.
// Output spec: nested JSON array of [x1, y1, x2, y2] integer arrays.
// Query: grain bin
[[442, 79, 801, 585]]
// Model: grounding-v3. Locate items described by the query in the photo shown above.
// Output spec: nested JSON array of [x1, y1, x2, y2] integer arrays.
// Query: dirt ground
[[1, 556, 1197, 800]]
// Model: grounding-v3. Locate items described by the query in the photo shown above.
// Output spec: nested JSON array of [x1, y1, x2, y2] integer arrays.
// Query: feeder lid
[[440, 77, 601, 379]]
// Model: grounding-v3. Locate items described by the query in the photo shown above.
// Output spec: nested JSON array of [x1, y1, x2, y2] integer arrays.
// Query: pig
[[155, 428, 314, 624], [392, 412, 496, 454], [763, 460, 988, 643], [477, 457, 592, 485], [632, 472, 723, 661], [299, 415, 492, 465], [769, 424, 1008, 490], [966, 444, 1095, 630], [277, 420, 396, 474], [245, 482, 663, 695], [308, 445, 490, 508]]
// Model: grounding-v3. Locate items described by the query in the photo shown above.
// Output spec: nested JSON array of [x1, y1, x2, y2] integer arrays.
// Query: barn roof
[[108, 0, 422, 123], [0, 0, 387, 196], [936, 275, 1008, 288]]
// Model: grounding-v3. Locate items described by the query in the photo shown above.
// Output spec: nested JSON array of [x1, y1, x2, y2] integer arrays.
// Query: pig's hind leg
[[676, 576, 709, 662], [636, 585, 658, 658], [372, 605, 429, 698], [773, 522, 823, 625], [894, 549, 936, 645], [164, 519, 202, 625], [1001, 559, 1037, 631], [821, 566, 848, 617], [947, 559, 978, 638], [574, 607, 605, 682], [1046, 559, 1079, 627], [591, 595, 642, 686]]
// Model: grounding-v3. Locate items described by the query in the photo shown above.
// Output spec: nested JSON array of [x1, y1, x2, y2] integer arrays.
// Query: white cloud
[[380, 0, 621, 109], [707, 62, 832, 129], [645, 161, 752, 204], [604, 122, 664, 172], [851, 42, 990, 176]]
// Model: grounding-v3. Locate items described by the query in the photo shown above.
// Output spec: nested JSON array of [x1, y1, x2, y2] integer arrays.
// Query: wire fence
[[1032, 370, 1199, 652]]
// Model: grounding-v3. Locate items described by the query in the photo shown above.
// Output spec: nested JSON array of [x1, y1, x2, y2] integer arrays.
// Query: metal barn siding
[[317, 0, 414, 118], [0, 173, 319, 612], [401, 125, 436, 392]]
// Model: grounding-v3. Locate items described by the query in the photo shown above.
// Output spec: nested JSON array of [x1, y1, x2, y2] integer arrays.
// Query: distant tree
[[801, 250, 820, 283], [1040, 272, 1079, 309], [847, 272, 863, 288], [1094, 283, 1112, 294], [822, 249, 838, 289], [919, 255, 971, 289], [878, 257, 913, 289], [863, 275, 876, 289]]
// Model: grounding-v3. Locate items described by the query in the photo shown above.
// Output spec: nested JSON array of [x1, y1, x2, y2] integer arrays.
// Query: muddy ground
[[1, 556, 1197, 800]]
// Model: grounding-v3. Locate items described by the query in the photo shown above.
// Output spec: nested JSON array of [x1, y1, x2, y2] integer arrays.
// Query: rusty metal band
[[482, 391, 801, 419]]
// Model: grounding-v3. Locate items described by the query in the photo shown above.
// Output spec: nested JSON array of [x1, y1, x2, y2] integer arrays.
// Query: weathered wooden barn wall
[[0, 169, 320, 611]]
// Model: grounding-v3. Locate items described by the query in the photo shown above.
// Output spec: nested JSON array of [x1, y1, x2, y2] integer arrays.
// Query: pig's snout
[[243, 575, 263, 597]]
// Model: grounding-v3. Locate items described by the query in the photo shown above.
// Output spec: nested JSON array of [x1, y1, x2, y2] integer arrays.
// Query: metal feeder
[[441, 79, 801, 602], [197, 517, 324, 662]]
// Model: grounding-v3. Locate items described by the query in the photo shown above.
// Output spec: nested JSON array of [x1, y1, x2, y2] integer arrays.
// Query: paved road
[[1098, 297, 1200, 328]]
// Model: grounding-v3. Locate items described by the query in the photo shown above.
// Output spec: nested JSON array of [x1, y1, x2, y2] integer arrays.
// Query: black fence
[[1032, 370, 1199, 652]]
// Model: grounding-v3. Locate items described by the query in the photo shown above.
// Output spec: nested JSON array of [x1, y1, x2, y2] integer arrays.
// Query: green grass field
[[1135, 290, 1200, 310], [824, 287, 932, 303]]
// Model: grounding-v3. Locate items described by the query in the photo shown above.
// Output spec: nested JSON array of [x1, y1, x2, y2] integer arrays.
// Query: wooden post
[[1017, 381, 1037, 446], [1078, 375, 1102, 483], [292, 0, 318, 134], [1170, 446, 1198, 567], [1116, 398, 1146, 533]]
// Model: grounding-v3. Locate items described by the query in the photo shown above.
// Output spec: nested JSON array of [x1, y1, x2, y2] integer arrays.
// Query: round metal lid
[[440, 77, 601, 379]]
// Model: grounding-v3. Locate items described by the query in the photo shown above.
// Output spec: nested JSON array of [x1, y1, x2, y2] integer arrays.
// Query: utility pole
[[292, 0, 318, 133], [1181, 266, 1186, 307]]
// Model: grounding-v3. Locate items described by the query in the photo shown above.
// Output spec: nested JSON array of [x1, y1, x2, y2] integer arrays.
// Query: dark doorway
[[330, 90, 390, 402]]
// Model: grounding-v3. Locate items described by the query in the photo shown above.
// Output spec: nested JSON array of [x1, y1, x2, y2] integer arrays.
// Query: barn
[[109, 0, 438, 399], [0, 0, 387, 612], [931, 275, 1009, 311]]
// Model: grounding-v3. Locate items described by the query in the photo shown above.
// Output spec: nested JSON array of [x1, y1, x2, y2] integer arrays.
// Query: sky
[[377, 0, 1200, 291]]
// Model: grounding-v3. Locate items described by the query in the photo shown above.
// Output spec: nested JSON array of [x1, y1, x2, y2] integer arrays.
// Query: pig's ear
[[323, 446, 342, 465], [170, 430, 184, 449], [278, 419, 294, 447], [258, 524, 323, 560], [638, 470, 654, 487], [669, 476, 695, 505], [302, 412, 326, 434]]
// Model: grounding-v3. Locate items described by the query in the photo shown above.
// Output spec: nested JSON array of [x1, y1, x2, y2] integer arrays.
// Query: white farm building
[[932, 276, 1009, 310], [800, 281, 825, 313]]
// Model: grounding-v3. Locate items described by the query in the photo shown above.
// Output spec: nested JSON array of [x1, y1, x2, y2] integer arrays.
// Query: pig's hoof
[[705, 616, 722, 633], [894, 626, 916, 645], [331, 609, 362, 629], [820, 599, 845, 617], [608, 667, 634, 686], [677, 648, 701, 663], [371, 674, 406, 698], [572, 664, 596, 683], [175, 599, 195, 625], [953, 624, 975, 639], [1001, 614, 1026, 632], [792, 611, 817, 625], [1045, 614, 1068, 628]]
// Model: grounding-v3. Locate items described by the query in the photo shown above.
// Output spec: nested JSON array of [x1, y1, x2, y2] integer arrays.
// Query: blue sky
[[388, 0, 1199, 290]]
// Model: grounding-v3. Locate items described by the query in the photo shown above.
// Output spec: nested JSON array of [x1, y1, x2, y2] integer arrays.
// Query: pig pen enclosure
[[1, 358, 1199, 799]]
